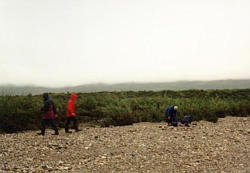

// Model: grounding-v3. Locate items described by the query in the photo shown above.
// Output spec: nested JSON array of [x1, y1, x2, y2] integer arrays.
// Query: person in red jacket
[[65, 93, 81, 133]]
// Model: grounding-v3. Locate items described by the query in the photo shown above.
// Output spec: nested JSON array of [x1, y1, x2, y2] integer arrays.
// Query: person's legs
[[50, 119, 59, 135], [171, 116, 178, 126], [72, 116, 77, 130], [39, 119, 47, 135], [72, 116, 81, 131], [65, 117, 71, 133]]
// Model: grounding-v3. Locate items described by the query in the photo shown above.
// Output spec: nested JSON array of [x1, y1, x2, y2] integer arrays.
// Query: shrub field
[[0, 89, 249, 133]]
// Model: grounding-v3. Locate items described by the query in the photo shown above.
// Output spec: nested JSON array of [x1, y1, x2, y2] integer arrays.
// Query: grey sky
[[0, 0, 250, 87]]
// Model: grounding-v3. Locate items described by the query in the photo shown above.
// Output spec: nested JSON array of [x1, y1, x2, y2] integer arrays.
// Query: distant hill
[[1, 79, 250, 95]]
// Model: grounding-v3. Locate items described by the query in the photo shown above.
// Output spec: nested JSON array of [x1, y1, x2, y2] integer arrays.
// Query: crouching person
[[165, 106, 178, 126], [38, 93, 59, 136], [181, 115, 192, 127], [65, 94, 81, 133]]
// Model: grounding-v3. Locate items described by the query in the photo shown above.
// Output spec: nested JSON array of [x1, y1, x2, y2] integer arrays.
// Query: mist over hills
[[1, 79, 250, 95]]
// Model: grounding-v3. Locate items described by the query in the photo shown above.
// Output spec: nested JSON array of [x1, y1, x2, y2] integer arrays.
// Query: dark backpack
[[181, 115, 192, 125]]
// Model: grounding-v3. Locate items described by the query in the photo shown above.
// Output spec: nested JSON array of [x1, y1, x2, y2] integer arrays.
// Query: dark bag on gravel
[[181, 115, 192, 126]]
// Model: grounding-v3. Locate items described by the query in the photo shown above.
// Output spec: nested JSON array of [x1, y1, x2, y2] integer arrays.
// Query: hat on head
[[174, 106, 178, 110]]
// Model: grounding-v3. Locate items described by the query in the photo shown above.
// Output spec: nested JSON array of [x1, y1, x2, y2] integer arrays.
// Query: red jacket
[[66, 94, 77, 117]]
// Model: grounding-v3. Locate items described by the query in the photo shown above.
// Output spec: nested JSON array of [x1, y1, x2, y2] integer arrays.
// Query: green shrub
[[0, 89, 249, 133]]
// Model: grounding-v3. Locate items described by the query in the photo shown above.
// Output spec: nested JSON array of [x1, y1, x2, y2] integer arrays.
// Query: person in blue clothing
[[165, 106, 178, 126]]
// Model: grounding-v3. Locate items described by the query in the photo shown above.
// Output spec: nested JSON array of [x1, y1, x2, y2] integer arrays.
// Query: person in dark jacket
[[37, 93, 59, 136], [165, 106, 178, 126], [65, 93, 81, 133]]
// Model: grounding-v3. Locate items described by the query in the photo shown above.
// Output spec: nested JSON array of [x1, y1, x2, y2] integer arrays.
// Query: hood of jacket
[[70, 93, 77, 101], [43, 93, 49, 101]]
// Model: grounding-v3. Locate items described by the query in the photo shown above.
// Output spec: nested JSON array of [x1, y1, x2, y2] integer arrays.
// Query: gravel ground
[[0, 116, 249, 173]]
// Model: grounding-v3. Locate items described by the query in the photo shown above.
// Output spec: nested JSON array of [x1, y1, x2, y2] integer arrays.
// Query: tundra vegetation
[[0, 89, 249, 133]]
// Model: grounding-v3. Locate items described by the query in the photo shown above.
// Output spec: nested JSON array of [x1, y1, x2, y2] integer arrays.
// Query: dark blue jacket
[[41, 93, 57, 119], [165, 106, 178, 123], [165, 106, 177, 116]]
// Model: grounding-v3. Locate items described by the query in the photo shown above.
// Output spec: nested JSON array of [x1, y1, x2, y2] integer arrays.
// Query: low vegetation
[[0, 89, 249, 133]]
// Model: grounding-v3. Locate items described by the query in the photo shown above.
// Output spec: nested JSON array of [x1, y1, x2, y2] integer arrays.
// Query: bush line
[[0, 89, 249, 133]]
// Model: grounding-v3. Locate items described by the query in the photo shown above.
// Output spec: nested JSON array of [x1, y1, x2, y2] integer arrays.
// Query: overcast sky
[[0, 0, 249, 87]]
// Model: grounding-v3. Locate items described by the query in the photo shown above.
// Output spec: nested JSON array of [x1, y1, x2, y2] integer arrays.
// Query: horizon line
[[1, 78, 250, 88]]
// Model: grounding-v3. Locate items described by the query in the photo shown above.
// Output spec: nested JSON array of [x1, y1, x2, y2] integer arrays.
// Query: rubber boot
[[52, 130, 59, 135], [37, 130, 45, 136], [65, 128, 72, 133], [75, 129, 82, 132]]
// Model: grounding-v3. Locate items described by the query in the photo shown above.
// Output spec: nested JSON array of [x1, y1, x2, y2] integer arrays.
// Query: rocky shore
[[0, 116, 249, 173]]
